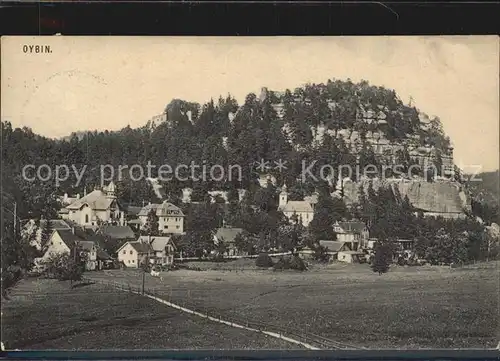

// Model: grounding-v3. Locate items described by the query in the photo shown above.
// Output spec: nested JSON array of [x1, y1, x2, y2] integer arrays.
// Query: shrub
[[1, 266, 23, 298], [289, 255, 307, 271], [210, 254, 226, 263], [312, 245, 330, 263], [41, 254, 84, 283], [255, 253, 274, 268], [273, 257, 290, 270], [273, 256, 307, 271]]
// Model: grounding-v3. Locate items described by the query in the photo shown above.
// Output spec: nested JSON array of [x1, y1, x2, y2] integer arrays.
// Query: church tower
[[106, 181, 116, 199], [279, 183, 288, 209]]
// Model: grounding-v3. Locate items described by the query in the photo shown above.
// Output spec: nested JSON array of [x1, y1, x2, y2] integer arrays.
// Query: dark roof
[[214, 227, 244, 244], [79, 240, 95, 251], [96, 248, 112, 260], [128, 241, 153, 254], [56, 228, 113, 257], [40, 219, 72, 230], [319, 240, 352, 252], [127, 205, 142, 216], [99, 225, 136, 240], [56, 230, 84, 250], [335, 221, 367, 233]]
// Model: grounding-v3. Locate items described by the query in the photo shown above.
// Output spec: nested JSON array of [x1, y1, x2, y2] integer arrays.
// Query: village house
[[125, 205, 143, 231], [316, 240, 364, 263], [333, 221, 370, 250], [22, 219, 72, 251], [213, 227, 245, 256], [116, 240, 154, 268], [138, 200, 185, 235], [36, 228, 112, 271], [62, 182, 126, 227], [137, 236, 176, 266], [278, 184, 316, 227]]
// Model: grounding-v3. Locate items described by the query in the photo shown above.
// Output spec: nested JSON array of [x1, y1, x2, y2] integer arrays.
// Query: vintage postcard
[[1, 36, 499, 351]]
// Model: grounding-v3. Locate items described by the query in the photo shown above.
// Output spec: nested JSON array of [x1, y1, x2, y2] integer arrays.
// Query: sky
[[2, 36, 499, 172]]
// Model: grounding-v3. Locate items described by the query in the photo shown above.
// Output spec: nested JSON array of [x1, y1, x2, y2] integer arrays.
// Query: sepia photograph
[[1, 36, 499, 351]]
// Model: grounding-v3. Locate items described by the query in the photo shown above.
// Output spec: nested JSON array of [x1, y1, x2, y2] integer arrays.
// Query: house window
[[123, 250, 126, 254], [85, 214, 89, 223], [130, 250, 133, 254], [176, 225, 179, 229], [164, 225, 168, 229], [132, 259, 135, 263], [128, 260, 131, 264]]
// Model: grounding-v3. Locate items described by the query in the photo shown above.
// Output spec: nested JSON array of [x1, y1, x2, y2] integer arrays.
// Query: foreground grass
[[89, 262, 499, 349], [1, 278, 298, 350]]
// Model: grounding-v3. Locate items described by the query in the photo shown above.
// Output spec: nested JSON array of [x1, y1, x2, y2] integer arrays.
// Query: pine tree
[[40, 219, 53, 253], [309, 188, 345, 240], [143, 209, 159, 236], [371, 241, 392, 275]]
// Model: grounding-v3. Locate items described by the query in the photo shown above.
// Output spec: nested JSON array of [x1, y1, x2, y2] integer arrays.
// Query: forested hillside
[[2, 78, 455, 208], [468, 170, 499, 225]]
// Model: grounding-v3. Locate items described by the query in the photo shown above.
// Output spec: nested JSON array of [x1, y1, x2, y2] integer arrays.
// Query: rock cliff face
[[341, 177, 471, 218]]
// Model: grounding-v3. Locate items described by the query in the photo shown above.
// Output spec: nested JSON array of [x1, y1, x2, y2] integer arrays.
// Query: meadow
[[87, 261, 499, 349], [1, 278, 295, 350]]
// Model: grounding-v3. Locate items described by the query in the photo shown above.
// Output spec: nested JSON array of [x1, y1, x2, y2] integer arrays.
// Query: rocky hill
[[11, 77, 481, 219], [341, 177, 471, 218]]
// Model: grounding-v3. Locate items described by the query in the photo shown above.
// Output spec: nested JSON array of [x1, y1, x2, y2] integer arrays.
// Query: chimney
[[76, 193, 80, 199], [72, 226, 75, 235], [64, 193, 68, 202]]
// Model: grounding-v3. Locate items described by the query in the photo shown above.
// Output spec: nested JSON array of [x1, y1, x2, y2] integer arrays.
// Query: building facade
[[278, 184, 315, 227], [333, 221, 370, 250], [37, 229, 111, 271], [137, 236, 176, 266], [117, 241, 154, 268], [138, 201, 185, 235], [63, 182, 126, 227]]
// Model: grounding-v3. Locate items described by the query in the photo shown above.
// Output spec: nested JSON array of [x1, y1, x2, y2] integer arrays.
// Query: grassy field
[[87, 261, 499, 349], [1, 278, 298, 350]]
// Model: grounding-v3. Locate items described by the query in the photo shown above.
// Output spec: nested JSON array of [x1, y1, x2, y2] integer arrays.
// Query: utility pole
[[142, 268, 145, 295], [13, 201, 17, 235]]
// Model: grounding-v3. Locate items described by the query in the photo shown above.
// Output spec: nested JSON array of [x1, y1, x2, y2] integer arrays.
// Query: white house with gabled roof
[[138, 201, 185, 235], [63, 182, 125, 227], [278, 184, 315, 227]]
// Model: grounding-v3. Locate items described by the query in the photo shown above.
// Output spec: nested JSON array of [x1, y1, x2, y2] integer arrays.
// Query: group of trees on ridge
[[2, 79, 454, 207]]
